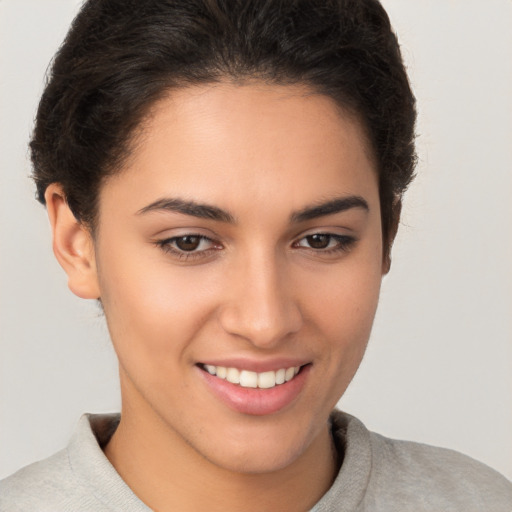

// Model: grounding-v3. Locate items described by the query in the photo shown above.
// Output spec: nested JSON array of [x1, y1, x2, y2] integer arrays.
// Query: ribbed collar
[[67, 413, 151, 511], [311, 410, 372, 511], [68, 409, 372, 511]]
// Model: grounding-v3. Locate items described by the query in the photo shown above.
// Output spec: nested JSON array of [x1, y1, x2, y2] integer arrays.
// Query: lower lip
[[198, 365, 311, 416]]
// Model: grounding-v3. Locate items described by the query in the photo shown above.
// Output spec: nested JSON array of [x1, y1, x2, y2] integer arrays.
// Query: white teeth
[[205, 364, 217, 375], [239, 370, 258, 388], [258, 371, 276, 389], [203, 364, 301, 389], [226, 367, 240, 384], [285, 367, 295, 382]]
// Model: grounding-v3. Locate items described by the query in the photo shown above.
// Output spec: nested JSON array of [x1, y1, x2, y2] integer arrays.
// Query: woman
[[1, 0, 511, 510]]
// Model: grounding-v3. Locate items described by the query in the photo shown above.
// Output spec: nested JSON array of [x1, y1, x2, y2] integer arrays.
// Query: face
[[92, 82, 384, 473]]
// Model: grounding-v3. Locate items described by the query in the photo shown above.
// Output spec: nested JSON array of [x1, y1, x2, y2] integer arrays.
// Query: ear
[[382, 199, 402, 275], [45, 184, 100, 299]]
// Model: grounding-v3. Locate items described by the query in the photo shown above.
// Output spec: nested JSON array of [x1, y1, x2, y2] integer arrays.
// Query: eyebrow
[[290, 196, 369, 223], [137, 195, 369, 224], [137, 198, 235, 223]]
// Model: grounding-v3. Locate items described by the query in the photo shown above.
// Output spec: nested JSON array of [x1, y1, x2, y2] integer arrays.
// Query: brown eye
[[295, 233, 356, 254], [175, 235, 202, 251], [306, 234, 331, 249], [156, 234, 220, 261]]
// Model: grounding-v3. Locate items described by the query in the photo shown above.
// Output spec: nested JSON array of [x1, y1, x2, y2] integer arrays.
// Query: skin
[[46, 82, 388, 512]]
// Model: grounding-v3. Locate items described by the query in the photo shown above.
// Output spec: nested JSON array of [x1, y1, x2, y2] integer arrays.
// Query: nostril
[[217, 270, 303, 346], [218, 303, 303, 348]]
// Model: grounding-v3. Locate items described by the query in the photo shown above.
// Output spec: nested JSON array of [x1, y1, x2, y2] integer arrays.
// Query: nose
[[218, 251, 303, 348]]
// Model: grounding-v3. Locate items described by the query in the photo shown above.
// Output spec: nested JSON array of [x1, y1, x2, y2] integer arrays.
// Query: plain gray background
[[1, 0, 511, 481]]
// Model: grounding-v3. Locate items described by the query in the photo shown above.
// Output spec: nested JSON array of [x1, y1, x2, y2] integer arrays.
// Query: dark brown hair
[[31, 0, 416, 257]]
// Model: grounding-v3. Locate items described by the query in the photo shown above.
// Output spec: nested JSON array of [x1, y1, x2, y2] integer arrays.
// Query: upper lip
[[198, 357, 311, 373]]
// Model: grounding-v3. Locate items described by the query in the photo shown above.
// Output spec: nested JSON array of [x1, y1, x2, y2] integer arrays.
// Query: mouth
[[197, 362, 311, 415], [198, 363, 303, 389]]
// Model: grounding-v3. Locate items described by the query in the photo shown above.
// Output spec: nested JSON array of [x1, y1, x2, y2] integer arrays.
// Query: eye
[[173, 235, 207, 252], [294, 233, 356, 253], [302, 234, 334, 249], [155, 234, 220, 260]]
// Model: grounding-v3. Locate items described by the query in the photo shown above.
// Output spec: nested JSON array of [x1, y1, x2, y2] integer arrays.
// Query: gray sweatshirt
[[1, 410, 511, 511]]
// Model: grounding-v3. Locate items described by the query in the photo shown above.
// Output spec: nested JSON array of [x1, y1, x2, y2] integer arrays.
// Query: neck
[[104, 382, 339, 511]]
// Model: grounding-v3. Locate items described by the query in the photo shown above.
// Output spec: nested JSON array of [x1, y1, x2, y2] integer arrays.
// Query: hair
[[31, 0, 416, 258]]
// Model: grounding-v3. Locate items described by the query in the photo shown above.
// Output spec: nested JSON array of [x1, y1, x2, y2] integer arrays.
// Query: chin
[[187, 412, 326, 475], [205, 437, 307, 475]]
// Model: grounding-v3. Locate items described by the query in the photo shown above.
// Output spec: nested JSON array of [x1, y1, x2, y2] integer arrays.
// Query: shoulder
[[327, 411, 512, 512], [0, 414, 125, 512], [0, 449, 95, 511], [367, 428, 512, 511]]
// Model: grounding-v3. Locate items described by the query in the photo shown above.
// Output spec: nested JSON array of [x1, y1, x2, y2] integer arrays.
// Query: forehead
[[99, 82, 378, 219]]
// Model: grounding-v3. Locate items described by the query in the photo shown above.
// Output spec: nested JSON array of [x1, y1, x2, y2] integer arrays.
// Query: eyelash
[[155, 233, 356, 261], [292, 234, 356, 255], [155, 235, 219, 261]]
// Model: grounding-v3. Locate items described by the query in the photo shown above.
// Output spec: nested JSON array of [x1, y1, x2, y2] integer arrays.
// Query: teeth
[[226, 367, 240, 384], [205, 365, 216, 375], [258, 371, 276, 389], [239, 370, 258, 388], [203, 364, 302, 389], [285, 367, 295, 382]]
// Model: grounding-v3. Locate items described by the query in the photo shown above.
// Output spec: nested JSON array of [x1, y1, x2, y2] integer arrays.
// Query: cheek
[[305, 248, 382, 328], [96, 245, 220, 364], [322, 281, 380, 358], [301, 252, 383, 365], [319, 272, 382, 404]]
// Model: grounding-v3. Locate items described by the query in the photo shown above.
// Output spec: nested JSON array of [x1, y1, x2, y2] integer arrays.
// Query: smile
[[198, 362, 311, 415], [201, 364, 301, 389]]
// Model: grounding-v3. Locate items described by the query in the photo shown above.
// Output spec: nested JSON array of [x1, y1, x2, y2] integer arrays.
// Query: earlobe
[[45, 184, 100, 299]]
